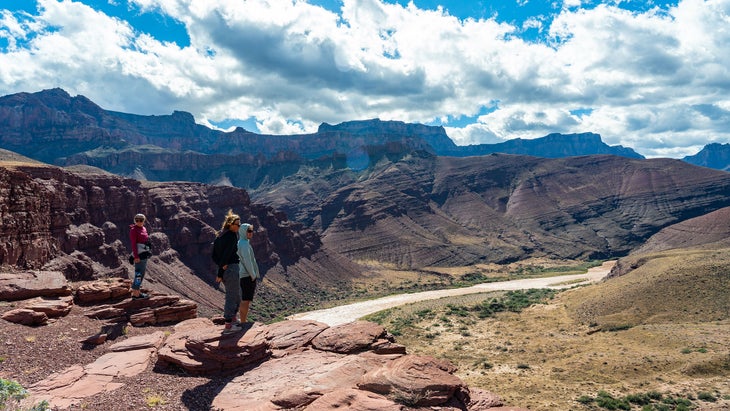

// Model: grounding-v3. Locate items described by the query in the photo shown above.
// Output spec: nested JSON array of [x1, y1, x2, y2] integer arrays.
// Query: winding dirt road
[[288, 260, 615, 326]]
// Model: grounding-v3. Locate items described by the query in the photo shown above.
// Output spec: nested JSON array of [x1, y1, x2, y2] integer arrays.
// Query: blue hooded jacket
[[237, 223, 260, 280]]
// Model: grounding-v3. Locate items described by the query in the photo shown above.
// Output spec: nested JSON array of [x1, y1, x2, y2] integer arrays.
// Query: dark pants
[[222, 264, 241, 322]]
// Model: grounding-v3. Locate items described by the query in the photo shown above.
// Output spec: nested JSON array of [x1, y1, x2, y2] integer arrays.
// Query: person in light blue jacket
[[236, 223, 260, 323]]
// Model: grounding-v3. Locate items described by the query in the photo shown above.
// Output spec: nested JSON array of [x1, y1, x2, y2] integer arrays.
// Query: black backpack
[[211, 235, 224, 266]]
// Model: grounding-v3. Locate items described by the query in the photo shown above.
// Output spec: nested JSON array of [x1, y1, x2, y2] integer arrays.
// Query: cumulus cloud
[[0, 0, 729, 157]]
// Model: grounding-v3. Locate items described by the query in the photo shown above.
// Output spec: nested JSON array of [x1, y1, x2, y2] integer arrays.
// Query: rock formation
[[0, 159, 360, 319]]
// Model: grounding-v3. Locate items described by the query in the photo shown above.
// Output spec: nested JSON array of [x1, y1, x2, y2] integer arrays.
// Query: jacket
[[237, 223, 260, 280], [129, 224, 149, 259], [218, 229, 240, 267]]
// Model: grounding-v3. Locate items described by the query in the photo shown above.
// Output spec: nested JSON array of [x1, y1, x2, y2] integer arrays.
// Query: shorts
[[240, 275, 257, 301]]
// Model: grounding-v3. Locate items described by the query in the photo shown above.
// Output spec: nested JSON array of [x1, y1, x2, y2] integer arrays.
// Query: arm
[[130, 227, 140, 259]]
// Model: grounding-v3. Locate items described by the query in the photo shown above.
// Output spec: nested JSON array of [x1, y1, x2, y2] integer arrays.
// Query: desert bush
[[697, 391, 717, 402], [475, 289, 556, 318], [595, 391, 630, 410], [576, 395, 594, 405], [0, 378, 49, 411]]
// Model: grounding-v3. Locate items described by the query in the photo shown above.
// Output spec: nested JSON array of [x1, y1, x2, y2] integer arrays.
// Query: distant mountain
[[445, 132, 644, 159], [0, 88, 642, 170], [682, 142, 730, 171]]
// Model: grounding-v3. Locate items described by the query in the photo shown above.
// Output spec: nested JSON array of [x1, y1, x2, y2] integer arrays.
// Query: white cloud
[[0, 0, 729, 158]]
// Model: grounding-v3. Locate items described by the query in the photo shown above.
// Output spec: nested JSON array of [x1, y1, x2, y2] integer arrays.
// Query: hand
[[215, 276, 222, 283], [222, 265, 228, 270], [134, 257, 140, 263]]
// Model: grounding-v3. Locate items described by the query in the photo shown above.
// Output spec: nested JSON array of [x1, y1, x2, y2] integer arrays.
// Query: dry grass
[[368, 249, 730, 410]]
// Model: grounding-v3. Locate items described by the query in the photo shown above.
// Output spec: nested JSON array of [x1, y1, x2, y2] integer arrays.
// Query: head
[[134, 213, 146, 226], [241, 223, 254, 239], [220, 210, 241, 233]]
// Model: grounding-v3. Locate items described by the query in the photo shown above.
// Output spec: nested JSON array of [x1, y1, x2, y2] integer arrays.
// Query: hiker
[[129, 213, 152, 299], [215, 210, 243, 333], [237, 223, 260, 323]]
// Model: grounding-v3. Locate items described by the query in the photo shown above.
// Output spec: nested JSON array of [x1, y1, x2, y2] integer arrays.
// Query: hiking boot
[[222, 323, 242, 334], [132, 293, 149, 299]]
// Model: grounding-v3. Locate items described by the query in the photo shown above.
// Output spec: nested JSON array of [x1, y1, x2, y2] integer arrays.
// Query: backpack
[[211, 235, 224, 266]]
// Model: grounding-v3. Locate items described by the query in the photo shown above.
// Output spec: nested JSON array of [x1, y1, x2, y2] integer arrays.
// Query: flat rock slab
[[28, 334, 160, 408], [109, 331, 166, 352], [0, 271, 71, 301]]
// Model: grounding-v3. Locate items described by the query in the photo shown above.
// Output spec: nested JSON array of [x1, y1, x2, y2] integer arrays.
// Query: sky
[[1, 0, 729, 158]]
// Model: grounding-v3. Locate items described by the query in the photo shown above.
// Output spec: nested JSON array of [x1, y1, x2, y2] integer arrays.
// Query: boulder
[[22, 295, 74, 318], [1, 308, 48, 326], [311, 321, 391, 354], [158, 321, 270, 374], [81, 286, 197, 326], [211, 349, 398, 410], [357, 355, 466, 406], [75, 278, 131, 304]]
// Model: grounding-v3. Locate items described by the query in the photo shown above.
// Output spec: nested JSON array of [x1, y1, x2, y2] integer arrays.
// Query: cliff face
[[255, 152, 730, 267], [0, 161, 329, 317]]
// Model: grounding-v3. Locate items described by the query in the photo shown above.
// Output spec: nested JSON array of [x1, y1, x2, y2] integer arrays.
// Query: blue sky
[[1, 0, 728, 158]]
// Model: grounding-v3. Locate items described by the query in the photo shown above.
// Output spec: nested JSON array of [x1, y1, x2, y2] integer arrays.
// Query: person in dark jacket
[[129, 213, 151, 299], [215, 210, 242, 333]]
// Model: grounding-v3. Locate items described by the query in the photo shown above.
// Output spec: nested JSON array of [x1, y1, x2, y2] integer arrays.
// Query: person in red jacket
[[129, 213, 152, 299]]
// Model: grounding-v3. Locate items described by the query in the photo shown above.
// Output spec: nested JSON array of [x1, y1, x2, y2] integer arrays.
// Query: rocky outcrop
[[0, 275, 197, 328], [154, 319, 513, 411], [22, 318, 524, 410]]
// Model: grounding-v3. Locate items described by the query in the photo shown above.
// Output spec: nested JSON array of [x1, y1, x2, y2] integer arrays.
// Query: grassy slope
[[367, 249, 730, 410]]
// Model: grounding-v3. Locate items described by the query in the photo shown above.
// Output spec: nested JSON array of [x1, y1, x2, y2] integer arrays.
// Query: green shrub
[[625, 393, 652, 405], [0, 378, 49, 411], [595, 391, 630, 410], [697, 391, 717, 402], [576, 395, 594, 404]]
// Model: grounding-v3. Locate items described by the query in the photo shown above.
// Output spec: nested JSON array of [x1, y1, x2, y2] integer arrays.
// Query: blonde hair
[[219, 209, 241, 234]]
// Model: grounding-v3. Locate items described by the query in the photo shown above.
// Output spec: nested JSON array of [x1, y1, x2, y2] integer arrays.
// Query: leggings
[[131, 258, 149, 290]]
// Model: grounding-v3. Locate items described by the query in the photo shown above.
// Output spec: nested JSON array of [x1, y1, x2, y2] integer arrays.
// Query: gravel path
[[288, 261, 616, 326]]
